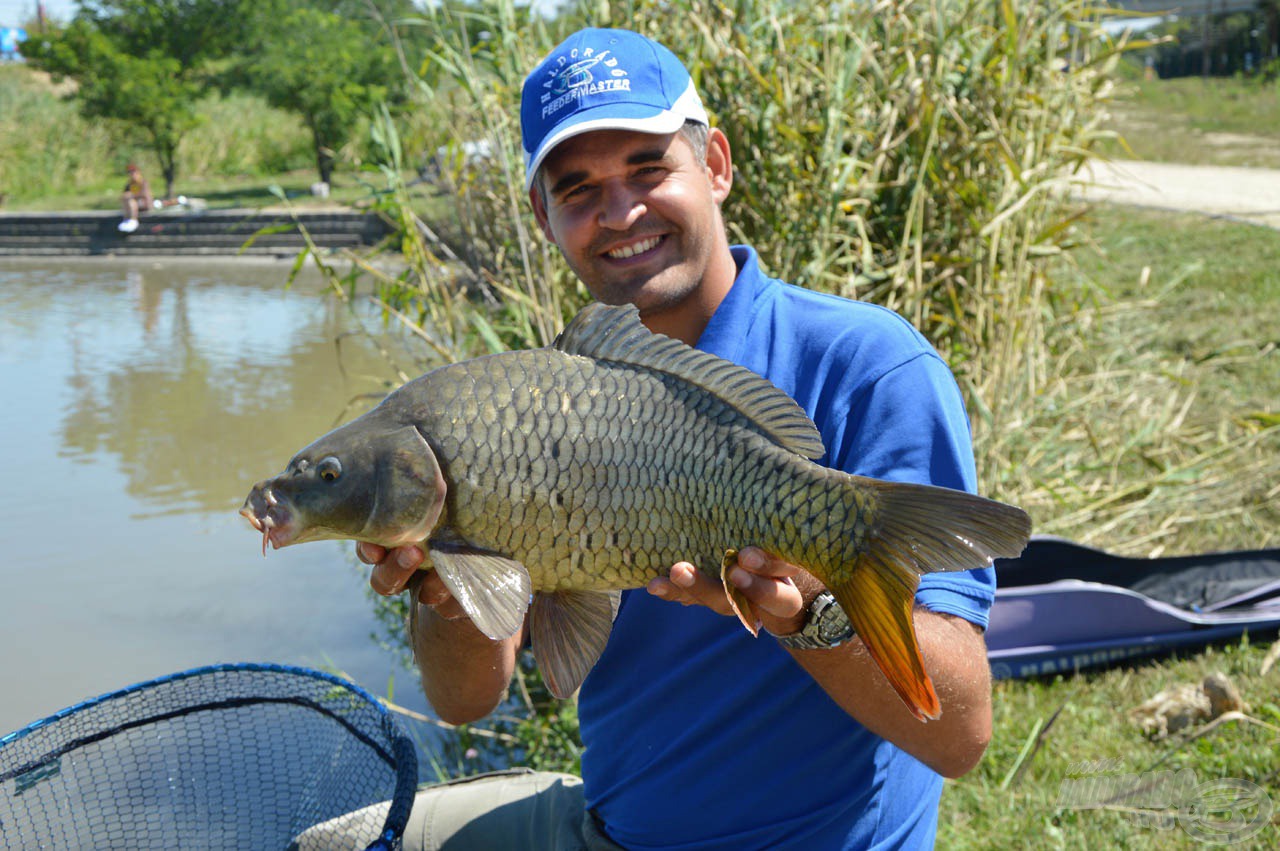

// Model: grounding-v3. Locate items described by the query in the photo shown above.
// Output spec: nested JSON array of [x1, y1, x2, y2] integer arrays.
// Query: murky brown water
[[0, 258, 432, 734]]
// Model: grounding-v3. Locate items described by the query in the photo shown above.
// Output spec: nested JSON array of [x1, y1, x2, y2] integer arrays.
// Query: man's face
[[530, 127, 730, 318]]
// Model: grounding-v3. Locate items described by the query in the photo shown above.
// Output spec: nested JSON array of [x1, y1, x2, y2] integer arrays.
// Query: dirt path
[[1077, 159, 1280, 229]]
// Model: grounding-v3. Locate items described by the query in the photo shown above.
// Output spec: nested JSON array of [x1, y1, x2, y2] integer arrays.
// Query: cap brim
[[523, 105, 690, 192]]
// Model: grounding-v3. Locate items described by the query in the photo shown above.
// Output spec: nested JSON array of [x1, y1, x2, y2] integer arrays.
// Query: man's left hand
[[646, 546, 820, 636]]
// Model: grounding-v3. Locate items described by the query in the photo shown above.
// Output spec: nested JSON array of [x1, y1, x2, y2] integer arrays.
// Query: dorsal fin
[[553, 303, 825, 459]]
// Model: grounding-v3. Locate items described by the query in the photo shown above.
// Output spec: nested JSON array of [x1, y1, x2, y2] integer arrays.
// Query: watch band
[[774, 591, 855, 650]]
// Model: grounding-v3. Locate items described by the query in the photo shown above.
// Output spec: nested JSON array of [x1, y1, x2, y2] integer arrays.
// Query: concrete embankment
[[0, 209, 393, 256]]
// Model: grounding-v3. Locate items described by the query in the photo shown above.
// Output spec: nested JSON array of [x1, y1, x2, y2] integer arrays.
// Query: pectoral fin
[[428, 542, 532, 641], [529, 590, 622, 699]]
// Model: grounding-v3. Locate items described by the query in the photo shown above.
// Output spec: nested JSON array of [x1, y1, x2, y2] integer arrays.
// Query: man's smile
[[603, 234, 665, 261]]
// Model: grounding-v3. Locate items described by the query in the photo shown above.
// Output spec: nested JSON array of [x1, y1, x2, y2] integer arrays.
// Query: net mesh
[[0, 663, 417, 850]]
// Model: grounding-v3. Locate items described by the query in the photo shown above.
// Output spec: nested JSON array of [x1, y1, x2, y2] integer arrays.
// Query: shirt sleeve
[[825, 350, 996, 629]]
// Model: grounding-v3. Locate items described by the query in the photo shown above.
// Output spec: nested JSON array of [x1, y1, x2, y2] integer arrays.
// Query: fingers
[[736, 547, 802, 579], [726, 563, 805, 622], [414, 571, 469, 620], [360, 542, 471, 621], [364, 543, 424, 596], [646, 551, 808, 630], [647, 561, 734, 616]]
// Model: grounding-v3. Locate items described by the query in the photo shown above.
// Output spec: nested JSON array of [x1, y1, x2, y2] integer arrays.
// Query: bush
[[0, 65, 117, 202]]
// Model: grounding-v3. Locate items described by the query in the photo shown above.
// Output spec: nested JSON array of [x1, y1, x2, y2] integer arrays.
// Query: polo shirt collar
[[694, 245, 775, 360]]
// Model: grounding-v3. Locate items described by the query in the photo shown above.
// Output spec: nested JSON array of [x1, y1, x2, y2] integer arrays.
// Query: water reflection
[[0, 259, 430, 734], [53, 265, 398, 515]]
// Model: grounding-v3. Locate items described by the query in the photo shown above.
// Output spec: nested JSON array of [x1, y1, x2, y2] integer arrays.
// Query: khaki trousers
[[293, 769, 624, 850]]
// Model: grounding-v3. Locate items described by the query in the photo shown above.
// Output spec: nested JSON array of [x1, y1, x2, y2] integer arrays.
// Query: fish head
[[241, 416, 446, 553]]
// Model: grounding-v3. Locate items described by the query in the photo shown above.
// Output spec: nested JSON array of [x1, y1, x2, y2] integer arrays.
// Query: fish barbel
[[242, 303, 1030, 719]]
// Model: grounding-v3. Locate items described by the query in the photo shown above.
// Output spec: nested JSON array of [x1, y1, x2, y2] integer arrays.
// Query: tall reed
[[354, 0, 1123, 503]]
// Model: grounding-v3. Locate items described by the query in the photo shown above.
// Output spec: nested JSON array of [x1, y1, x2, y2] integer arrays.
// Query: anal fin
[[719, 549, 760, 637], [530, 590, 622, 699]]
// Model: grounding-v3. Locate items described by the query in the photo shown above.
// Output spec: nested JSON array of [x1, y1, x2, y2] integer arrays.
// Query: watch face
[[815, 600, 851, 645]]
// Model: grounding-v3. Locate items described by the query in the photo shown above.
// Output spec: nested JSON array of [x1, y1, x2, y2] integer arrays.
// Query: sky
[[1, 1, 564, 28], [1, 0, 73, 27]]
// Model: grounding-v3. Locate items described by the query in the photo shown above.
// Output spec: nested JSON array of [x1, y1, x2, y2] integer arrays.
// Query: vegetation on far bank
[[1104, 72, 1280, 169]]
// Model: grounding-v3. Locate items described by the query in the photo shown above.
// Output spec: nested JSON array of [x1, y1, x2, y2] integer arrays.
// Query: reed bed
[[347, 0, 1128, 503]]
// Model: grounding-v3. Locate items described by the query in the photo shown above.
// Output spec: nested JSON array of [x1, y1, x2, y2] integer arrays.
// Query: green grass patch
[[9, 168, 425, 213], [1104, 76, 1280, 168], [984, 205, 1279, 558], [940, 636, 1279, 850]]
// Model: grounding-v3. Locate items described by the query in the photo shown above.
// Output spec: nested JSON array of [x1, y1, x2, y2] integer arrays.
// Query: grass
[[940, 637, 1279, 850], [1103, 74, 1280, 168], [9, 168, 426, 212], [938, 204, 1280, 848], [1000, 205, 1280, 557]]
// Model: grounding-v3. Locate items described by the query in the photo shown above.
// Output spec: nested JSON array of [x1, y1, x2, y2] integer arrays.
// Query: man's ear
[[529, 184, 557, 245], [706, 128, 733, 205]]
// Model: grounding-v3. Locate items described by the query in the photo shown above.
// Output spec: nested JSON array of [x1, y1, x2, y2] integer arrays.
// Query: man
[[360, 27, 994, 850], [118, 163, 153, 233]]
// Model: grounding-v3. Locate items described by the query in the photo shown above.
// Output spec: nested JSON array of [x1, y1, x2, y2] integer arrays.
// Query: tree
[[23, 19, 203, 199], [75, 0, 256, 72], [237, 3, 405, 185], [22, 1, 257, 199]]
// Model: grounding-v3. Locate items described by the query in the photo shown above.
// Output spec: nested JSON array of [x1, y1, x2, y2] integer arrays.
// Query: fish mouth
[[240, 484, 299, 554]]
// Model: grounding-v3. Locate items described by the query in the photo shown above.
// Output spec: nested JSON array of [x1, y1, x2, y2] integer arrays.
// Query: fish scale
[[242, 303, 1031, 719], [440, 357, 746, 590]]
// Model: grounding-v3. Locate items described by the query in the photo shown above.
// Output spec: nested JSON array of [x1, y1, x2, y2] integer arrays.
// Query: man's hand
[[356, 542, 468, 620], [358, 541, 520, 724], [645, 546, 819, 636]]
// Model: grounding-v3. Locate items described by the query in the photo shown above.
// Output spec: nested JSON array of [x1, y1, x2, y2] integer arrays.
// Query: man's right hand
[[356, 543, 469, 620], [359, 541, 519, 723]]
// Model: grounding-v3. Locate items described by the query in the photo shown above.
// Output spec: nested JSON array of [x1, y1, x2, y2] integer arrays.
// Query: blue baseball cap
[[521, 28, 709, 191]]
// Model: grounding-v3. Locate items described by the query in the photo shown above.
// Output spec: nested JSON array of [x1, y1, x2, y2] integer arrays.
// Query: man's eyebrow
[[549, 170, 589, 197], [626, 147, 668, 166], [547, 147, 670, 197]]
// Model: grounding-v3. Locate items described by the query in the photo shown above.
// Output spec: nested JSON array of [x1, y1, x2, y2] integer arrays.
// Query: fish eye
[[317, 457, 342, 482]]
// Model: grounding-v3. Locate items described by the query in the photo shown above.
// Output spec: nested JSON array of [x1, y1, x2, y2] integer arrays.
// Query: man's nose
[[597, 180, 646, 230]]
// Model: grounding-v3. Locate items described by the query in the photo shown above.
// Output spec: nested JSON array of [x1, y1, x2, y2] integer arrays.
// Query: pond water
[[0, 258, 434, 735]]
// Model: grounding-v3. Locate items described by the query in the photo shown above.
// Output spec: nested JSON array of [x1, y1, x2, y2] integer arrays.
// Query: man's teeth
[[607, 236, 660, 259]]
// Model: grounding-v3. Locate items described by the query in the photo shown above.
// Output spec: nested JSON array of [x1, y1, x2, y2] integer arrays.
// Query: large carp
[[242, 303, 1030, 720]]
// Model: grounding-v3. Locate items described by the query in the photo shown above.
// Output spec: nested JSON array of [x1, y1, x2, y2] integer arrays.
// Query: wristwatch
[[774, 591, 855, 650]]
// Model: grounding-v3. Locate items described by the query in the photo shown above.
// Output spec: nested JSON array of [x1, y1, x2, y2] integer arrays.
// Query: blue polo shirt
[[579, 246, 994, 850]]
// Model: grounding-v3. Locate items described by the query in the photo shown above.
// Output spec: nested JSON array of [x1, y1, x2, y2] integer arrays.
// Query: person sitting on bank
[[118, 164, 152, 233]]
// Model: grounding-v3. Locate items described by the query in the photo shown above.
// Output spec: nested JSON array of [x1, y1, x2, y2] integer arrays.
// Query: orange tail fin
[[824, 478, 1031, 721], [830, 559, 938, 721]]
